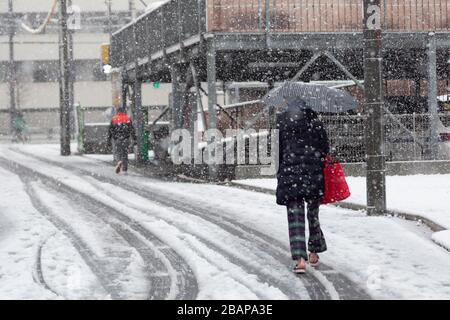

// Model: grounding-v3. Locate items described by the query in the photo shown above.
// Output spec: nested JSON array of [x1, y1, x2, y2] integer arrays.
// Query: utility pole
[[8, 0, 16, 136], [68, 0, 75, 136], [107, 0, 113, 40], [59, 0, 71, 155], [129, 0, 137, 21], [363, 0, 386, 215], [106, 0, 122, 114]]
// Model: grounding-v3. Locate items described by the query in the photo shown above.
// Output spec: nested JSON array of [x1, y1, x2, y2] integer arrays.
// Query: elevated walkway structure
[[110, 0, 450, 167]]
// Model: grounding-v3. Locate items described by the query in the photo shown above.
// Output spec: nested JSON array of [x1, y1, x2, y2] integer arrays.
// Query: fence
[[216, 106, 450, 162], [321, 113, 450, 162], [0, 109, 60, 140], [0, 106, 168, 141]]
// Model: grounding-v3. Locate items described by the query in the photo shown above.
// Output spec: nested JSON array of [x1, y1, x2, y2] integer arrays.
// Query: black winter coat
[[108, 112, 137, 143], [276, 100, 330, 206]]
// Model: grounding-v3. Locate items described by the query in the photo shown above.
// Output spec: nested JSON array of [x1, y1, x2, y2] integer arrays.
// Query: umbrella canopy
[[262, 81, 359, 113]]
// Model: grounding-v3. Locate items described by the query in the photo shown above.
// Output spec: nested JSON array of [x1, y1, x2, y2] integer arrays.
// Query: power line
[[20, 0, 58, 34], [139, 0, 148, 7]]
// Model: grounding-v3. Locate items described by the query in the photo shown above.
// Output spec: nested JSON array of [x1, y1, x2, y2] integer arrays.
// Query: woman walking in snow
[[276, 97, 330, 274]]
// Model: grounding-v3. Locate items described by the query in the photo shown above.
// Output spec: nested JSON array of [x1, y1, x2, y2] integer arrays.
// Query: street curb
[[228, 181, 447, 233]]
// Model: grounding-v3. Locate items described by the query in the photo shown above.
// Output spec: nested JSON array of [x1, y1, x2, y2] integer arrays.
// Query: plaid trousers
[[287, 199, 327, 261]]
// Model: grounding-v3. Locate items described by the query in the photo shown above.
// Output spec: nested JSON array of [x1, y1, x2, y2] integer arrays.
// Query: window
[[32, 61, 59, 83], [74, 60, 107, 82]]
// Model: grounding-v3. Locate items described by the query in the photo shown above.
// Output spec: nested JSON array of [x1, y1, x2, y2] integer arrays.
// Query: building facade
[[0, 0, 171, 136]]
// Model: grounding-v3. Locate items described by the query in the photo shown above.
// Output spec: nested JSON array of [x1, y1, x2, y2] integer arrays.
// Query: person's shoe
[[309, 253, 320, 268], [293, 259, 306, 274], [115, 161, 123, 174]]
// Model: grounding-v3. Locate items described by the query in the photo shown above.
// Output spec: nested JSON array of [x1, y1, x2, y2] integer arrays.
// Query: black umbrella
[[262, 81, 359, 113]]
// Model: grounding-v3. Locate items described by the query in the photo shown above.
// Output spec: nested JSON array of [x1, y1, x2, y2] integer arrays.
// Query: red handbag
[[321, 155, 351, 204]]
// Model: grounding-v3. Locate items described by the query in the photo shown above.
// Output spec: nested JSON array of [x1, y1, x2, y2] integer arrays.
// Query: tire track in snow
[[2, 151, 290, 299], [8, 149, 335, 299], [86, 176, 313, 300], [17, 172, 122, 299], [32, 232, 61, 298], [0, 157, 198, 300], [11, 148, 373, 300]]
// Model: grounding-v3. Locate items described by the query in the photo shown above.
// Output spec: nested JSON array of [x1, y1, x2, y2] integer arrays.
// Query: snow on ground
[[234, 175, 450, 229], [0, 166, 102, 299], [2, 143, 450, 299], [432, 231, 450, 252], [40, 232, 109, 300], [234, 175, 450, 251], [1, 145, 294, 300], [30, 181, 149, 299], [130, 178, 450, 299]]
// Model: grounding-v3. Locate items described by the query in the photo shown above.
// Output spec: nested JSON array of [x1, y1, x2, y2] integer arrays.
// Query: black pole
[[8, 0, 16, 136], [59, 0, 71, 155], [363, 0, 386, 215]]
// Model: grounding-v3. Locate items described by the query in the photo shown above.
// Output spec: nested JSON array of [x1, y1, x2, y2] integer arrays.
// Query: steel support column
[[121, 79, 128, 111], [427, 33, 439, 159], [171, 64, 183, 130], [133, 79, 146, 165], [207, 39, 218, 180], [363, 0, 386, 215]]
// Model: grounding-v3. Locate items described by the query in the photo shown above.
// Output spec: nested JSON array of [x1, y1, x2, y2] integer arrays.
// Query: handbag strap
[[324, 154, 333, 164]]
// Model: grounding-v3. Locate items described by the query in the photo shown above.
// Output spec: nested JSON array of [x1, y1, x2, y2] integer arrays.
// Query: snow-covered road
[[1, 144, 450, 300]]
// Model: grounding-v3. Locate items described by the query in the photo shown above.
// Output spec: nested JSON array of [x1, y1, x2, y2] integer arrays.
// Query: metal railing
[[321, 113, 450, 162], [208, 0, 450, 33], [111, 0, 205, 67], [111, 0, 450, 67], [215, 108, 450, 162]]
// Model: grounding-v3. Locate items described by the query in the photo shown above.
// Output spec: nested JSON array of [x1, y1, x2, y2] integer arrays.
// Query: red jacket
[[108, 112, 137, 142]]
